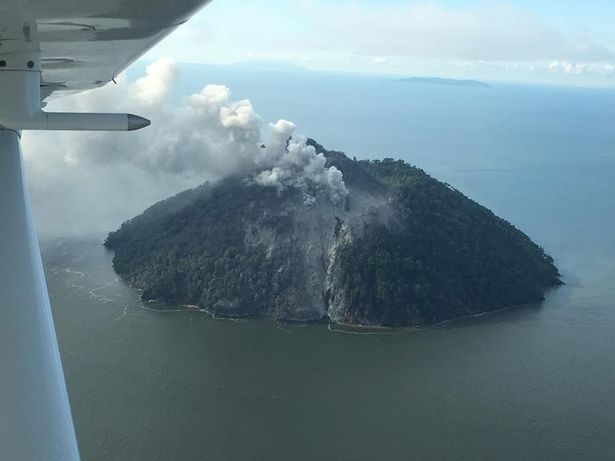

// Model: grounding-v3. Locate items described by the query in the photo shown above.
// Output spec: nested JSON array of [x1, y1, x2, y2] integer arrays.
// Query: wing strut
[[0, 129, 81, 461]]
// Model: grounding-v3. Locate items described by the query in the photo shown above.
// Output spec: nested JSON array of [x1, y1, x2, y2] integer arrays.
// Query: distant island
[[399, 77, 491, 88], [105, 141, 561, 326]]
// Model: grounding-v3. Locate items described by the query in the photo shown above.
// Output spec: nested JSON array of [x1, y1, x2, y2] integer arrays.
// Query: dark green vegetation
[[105, 180, 301, 316], [105, 142, 561, 326], [333, 158, 561, 325]]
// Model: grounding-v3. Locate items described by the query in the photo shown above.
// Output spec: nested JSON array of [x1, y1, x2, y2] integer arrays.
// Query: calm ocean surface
[[44, 68, 615, 460]]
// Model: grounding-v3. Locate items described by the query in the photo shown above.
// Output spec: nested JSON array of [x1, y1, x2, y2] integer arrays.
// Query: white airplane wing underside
[[1, 0, 212, 99]]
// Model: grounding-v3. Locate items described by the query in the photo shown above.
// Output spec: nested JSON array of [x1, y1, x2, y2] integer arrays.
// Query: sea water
[[44, 67, 615, 460]]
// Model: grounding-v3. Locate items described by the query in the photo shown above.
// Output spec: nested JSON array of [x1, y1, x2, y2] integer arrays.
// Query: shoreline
[[134, 293, 558, 331]]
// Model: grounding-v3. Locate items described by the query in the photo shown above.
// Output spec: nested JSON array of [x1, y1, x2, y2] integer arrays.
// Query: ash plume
[[255, 120, 347, 205], [22, 59, 347, 235]]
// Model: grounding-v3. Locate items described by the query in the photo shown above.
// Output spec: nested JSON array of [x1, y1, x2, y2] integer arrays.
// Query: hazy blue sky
[[143, 0, 615, 86]]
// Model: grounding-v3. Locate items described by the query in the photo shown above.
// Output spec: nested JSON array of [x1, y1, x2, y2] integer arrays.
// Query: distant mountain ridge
[[105, 142, 561, 326], [399, 77, 491, 88], [228, 60, 307, 73]]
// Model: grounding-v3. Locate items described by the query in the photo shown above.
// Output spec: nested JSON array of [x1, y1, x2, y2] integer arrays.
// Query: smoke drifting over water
[[22, 59, 346, 236]]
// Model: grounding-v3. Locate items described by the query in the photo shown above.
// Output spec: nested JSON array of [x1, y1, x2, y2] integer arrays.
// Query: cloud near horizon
[[308, 3, 613, 63], [147, 1, 615, 84]]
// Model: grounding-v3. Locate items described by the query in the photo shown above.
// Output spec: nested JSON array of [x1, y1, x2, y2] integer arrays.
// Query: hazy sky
[[143, 0, 615, 86]]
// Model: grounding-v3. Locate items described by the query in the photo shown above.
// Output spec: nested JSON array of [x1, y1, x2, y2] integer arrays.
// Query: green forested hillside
[[105, 143, 561, 326], [330, 158, 561, 325]]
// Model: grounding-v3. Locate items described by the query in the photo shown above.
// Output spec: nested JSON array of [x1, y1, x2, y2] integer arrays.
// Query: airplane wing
[[1, 0, 212, 99]]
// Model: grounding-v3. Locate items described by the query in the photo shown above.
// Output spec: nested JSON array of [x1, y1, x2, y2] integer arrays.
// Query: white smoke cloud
[[255, 120, 347, 204], [130, 57, 179, 107], [22, 59, 347, 236]]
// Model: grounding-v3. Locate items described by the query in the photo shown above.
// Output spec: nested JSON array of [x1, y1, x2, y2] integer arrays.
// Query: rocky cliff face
[[105, 142, 562, 326]]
